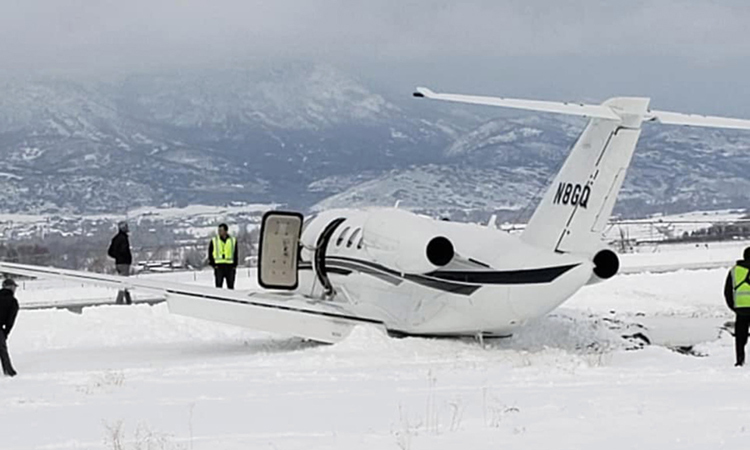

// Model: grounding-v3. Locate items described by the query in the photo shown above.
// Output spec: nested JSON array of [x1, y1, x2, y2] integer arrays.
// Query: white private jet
[[2, 87, 750, 343]]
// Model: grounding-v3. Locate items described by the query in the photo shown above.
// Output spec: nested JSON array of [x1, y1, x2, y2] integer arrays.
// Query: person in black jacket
[[108, 221, 133, 304], [0, 278, 19, 377], [724, 247, 750, 366]]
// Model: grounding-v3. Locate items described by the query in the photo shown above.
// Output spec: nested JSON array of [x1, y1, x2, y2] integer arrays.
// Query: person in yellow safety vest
[[724, 247, 750, 366], [208, 223, 238, 289]]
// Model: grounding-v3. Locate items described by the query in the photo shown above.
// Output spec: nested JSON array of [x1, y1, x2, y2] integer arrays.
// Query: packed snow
[[2, 243, 750, 449]]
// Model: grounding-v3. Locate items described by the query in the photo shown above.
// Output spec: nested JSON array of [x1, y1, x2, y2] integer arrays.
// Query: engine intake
[[426, 236, 454, 267], [593, 249, 619, 279]]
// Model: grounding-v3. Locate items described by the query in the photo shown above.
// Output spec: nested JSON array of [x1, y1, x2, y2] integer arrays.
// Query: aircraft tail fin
[[414, 87, 750, 255], [521, 97, 648, 254]]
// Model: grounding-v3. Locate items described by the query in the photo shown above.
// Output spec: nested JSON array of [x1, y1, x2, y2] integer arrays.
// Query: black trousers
[[736, 315, 750, 365], [214, 265, 236, 290], [0, 331, 16, 376], [115, 264, 132, 305]]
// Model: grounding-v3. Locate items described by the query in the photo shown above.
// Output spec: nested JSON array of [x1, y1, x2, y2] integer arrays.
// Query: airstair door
[[313, 217, 346, 296], [258, 211, 303, 290]]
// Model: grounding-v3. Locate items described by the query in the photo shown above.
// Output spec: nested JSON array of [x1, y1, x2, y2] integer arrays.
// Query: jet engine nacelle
[[587, 248, 620, 285], [362, 210, 455, 273]]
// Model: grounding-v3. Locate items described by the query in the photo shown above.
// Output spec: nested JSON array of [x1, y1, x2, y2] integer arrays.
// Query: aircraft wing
[[0, 262, 385, 344]]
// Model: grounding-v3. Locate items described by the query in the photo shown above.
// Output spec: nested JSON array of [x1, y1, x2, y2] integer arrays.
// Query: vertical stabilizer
[[521, 98, 649, 255]]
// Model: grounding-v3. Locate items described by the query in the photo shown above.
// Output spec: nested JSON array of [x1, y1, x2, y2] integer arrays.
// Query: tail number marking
[[553, 183, 591, 208]]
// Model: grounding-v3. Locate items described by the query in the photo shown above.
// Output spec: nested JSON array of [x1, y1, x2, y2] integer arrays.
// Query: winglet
[[487, 214, 498, 229]]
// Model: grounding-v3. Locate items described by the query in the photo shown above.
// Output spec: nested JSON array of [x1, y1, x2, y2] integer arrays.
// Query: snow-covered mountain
[[1, 64, 749, 218], [316, 114, 750, 221], [0, 64, 465, 213]]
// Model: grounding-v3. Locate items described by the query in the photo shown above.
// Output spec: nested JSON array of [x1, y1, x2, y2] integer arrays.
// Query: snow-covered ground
[[3, 244, 750, 449], [605, 209, 748, 243], [619, 239, 750, 273]]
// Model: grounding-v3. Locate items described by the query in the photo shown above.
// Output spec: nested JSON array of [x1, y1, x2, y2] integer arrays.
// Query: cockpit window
[[357, 235, 364, 250], [335, 226, 351, 246], [301, 214, 317, 233], [347, 228, 361, 248]]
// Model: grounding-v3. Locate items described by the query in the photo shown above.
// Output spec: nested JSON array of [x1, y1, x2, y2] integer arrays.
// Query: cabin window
[[347, 228, 361, 248], [335, 226, 351, 246]]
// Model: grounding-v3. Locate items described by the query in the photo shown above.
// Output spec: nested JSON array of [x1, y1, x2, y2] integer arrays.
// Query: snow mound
[[503, 310, 640, 354], [329, 325, 392, 353], [14, 303, 258, 353]]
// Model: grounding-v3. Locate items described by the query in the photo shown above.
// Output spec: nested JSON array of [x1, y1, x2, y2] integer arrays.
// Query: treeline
[[675, 222, 750, 243]]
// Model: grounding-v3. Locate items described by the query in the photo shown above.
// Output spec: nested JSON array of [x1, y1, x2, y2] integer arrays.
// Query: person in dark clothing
[[0, 278, 19, 377], [208, 223, 238, 289], [108, 221, 133, 304], [724, 247, 750, 366]]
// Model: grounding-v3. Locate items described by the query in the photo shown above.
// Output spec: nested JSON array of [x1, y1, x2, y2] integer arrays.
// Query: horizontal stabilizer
[[646, 110, 750, 130], [413, 87, 621, 120], [414, 87, 750, 132]]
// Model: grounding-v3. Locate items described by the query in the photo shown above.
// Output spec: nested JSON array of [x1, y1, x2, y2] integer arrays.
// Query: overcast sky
[[2, 0, 750, 114]]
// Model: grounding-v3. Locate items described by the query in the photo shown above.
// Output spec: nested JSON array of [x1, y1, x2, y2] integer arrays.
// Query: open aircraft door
[[258, 211, 303, 290]]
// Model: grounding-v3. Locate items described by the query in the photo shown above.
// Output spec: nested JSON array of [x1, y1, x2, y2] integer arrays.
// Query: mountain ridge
[[1, 64, 749, 219]]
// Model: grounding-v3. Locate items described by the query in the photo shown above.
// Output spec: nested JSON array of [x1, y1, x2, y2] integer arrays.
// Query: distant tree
[[88, 253, 110, 273], [183, 248, 207, 270], [236, 224, 260, 266]]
